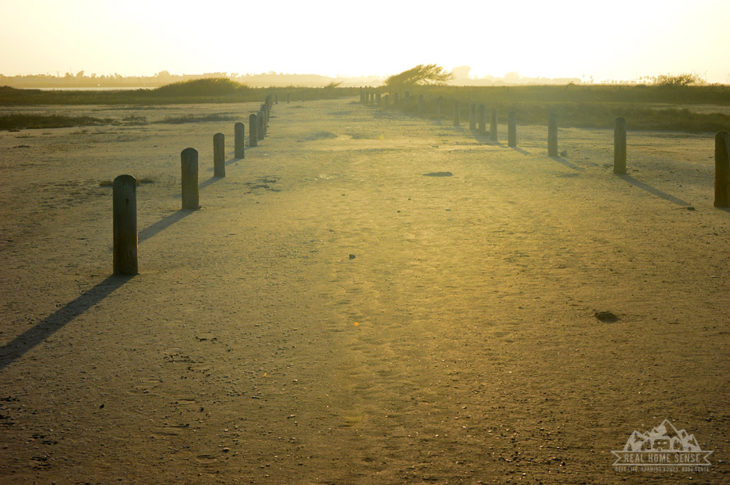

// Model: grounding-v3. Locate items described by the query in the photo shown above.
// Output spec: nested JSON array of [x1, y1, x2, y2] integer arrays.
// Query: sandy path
[[1, 98, 728, 483]]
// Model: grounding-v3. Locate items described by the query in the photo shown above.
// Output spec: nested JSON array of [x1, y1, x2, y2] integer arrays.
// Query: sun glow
[[1, 0, 729, 83]]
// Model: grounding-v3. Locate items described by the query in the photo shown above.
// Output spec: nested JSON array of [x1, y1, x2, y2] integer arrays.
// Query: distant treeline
[[0, 79, 358, 106], [0, 71, 382, 89], [373, 84, 730, 133]]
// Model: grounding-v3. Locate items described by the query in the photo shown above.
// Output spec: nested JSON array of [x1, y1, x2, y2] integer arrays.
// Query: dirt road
[[1, 98, 728, 483]]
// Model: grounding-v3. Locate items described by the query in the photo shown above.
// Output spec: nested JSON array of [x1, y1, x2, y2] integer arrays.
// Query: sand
[[0, 98, 728, 483]]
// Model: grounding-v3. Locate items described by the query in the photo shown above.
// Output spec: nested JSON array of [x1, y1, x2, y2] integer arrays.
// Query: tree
[[654, 73, 704, 87], [385, 64, 452, 88]]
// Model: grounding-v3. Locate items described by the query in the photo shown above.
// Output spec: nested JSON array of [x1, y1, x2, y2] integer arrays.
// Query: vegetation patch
[[153, 114, 237, 124], [376, 84, 730, 133], [300, 131, 338, 141], [0, 80, 358, 106], [0, 114, 111, 131]]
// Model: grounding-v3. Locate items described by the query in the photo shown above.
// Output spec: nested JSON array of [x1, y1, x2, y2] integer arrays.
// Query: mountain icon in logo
[[622, 419, 702, 452]]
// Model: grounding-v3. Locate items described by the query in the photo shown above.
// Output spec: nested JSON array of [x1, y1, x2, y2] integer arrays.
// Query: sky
[[1, 0, 729, 83]]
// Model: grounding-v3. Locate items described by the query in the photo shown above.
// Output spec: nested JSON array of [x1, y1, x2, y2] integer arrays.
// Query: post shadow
[[470, 131, 502, 146], [617, 174, 690, 206], [139, 210, 193, 242], [199, 175, 224, 190], [0, 275, 133, 370], [549, 155, 584, 171]]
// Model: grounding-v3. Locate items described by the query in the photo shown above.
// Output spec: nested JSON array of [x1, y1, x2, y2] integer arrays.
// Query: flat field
[[0, 98, 728, 483]]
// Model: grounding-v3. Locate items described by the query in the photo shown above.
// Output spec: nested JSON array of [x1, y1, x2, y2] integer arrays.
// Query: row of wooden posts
[[112, 95, 277, 276], [360, 87, 730, 209]]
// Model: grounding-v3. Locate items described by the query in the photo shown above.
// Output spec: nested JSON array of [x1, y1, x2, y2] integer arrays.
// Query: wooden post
[[181, 148, 199, 210], [376, 92, 381, 105], [258, 112, 264, 140], [286, 93, 291, 103], [508, 111, 517, 147], [234, 122, 245, 159], [249, 113, 258, 146], [548, 113, 558, 157], [469, 103, 476, 130], [453, 101, 460, 126], [113, 175, 138, 275], [490, 108, 498, 141], [478, 104, 486, 134], [614, 117, 627, 174], [715, 132, 730, 207], [274, 94, 278, 104], [214, 133, 225, 177], [394, 92, 399, 106]]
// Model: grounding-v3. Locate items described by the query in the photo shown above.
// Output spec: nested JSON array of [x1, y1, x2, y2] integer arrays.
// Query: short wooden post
[[234, 122, 245, 159], [214, 133, 225, 177], [113, 175, 138, 275], [249, 113, 258, 146], [181, 148, 199, 210], [508, 111, 517, 147], [715, 132, 730, 207], [258, 112, 264, 140], [286, 93, 291, 103], [478, 104, 486, 134], [469, 104, 476, 130], [490, 108, 498, 141], [614, 117, 627, 174], [453, 101, 460, 126], [274, 95, 278, 104], [548, 113, 558, 156]]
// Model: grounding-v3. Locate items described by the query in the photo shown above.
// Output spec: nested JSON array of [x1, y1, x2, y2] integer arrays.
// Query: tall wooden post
[[614, 117, 627, 174], [249, 113, 258, 147], [214, 133, 225, 177], [508, 111, 517, 147], [548, 113, 558, 157], [715, 132, 730, 207], [181, 148, 200, 210], [113, 175, 138, 275], [234, 122, 245, 159], [478, 104, 486, 134]]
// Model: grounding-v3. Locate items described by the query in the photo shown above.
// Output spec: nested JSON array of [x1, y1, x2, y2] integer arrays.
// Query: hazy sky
[[1, 0, 729, 83]]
